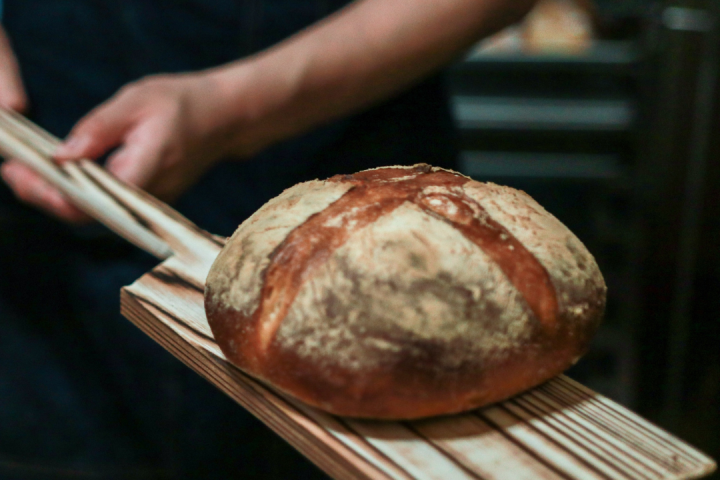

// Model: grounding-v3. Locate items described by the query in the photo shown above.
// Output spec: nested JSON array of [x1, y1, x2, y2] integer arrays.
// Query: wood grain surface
[[0, 108, 715, 480], [122, 251, 717, 480]]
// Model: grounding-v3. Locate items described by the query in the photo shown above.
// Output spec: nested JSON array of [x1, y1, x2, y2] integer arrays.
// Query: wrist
[[203, 53, 304, 159]]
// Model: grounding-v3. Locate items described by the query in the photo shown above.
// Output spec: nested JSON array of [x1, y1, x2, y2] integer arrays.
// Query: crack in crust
[[252, 165, 558, 355]]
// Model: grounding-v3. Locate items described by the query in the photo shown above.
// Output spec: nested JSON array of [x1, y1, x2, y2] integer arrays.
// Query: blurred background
[[2, 0, 717, 476], [448, 0, 720, 473]]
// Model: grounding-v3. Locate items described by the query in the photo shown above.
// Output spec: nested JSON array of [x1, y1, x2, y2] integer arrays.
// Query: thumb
[[54, 95, 138, 162]]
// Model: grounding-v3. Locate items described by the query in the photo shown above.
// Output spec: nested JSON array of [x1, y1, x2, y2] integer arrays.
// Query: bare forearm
[[208, 0, 536, 154], [2, 0, 537, 222]]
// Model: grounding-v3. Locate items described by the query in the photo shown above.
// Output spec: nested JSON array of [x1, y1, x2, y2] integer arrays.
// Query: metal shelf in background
[[452, 96, 635, 133], [450, 32, 644, 408], [462, 40, 641, 73], [460, 152, 625, 180]]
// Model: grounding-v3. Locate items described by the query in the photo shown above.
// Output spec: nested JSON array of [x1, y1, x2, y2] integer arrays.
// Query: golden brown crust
[[205, 164, 606, 419]]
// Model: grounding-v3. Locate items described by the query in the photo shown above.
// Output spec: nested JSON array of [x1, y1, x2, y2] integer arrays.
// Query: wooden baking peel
[[0, 107, 716, 480]]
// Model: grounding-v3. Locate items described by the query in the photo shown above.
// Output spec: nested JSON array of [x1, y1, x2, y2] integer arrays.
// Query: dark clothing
[[0, 1, 457, 478]]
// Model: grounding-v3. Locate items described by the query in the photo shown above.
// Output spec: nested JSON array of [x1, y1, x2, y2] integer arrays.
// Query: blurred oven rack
[[448, 38, 644, 407]]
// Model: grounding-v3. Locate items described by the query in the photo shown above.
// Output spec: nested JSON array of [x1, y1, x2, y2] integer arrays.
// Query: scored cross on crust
[[205, 164, 606, 419]]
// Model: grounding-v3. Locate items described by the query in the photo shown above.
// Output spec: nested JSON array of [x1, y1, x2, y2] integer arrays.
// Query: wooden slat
[[121, 255, 717, 480], [123, 276, 484, 480], [515, 390, 666, 478], [540, 380, 712, 473], [410, 414, 564, 480], [0, 107, 222, 287], [480, 405, 609, 480], [122, 289, 407, 480], [344, 421, 478, 480]]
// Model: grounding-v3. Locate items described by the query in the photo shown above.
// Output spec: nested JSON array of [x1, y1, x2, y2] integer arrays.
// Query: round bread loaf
[[204, 164, 606, 419]]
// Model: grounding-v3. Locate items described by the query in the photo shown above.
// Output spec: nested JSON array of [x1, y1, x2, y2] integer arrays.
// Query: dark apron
[[0, 1, 457, 478]]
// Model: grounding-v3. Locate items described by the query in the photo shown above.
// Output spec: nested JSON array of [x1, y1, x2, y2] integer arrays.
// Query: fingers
[[0, 26, 28, 112], [0, 160, 91, 223], [105, 142, 160, 189], [54, 89, 140, 162], [55, 74, 215, 205], [105, 119, 179, 196]]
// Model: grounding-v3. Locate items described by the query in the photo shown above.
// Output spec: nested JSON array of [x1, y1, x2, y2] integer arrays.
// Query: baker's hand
[[58, 73, 239, 198], [1, 0, 541, 225], [3, 71, 244, 223]]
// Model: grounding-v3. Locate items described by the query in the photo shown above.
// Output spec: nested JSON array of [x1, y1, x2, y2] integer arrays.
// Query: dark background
[[449, 0, 720, 475], [1, 0, 717, 476]]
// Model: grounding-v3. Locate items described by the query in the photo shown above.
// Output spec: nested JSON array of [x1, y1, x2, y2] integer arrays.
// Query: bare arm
[[3, 0, 536, 221], [204, 0, 536, 154]]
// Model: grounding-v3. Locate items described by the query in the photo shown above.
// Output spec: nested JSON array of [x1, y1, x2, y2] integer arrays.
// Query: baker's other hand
[[0, 26, 26, 112], [0, 26, 88, 221]]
